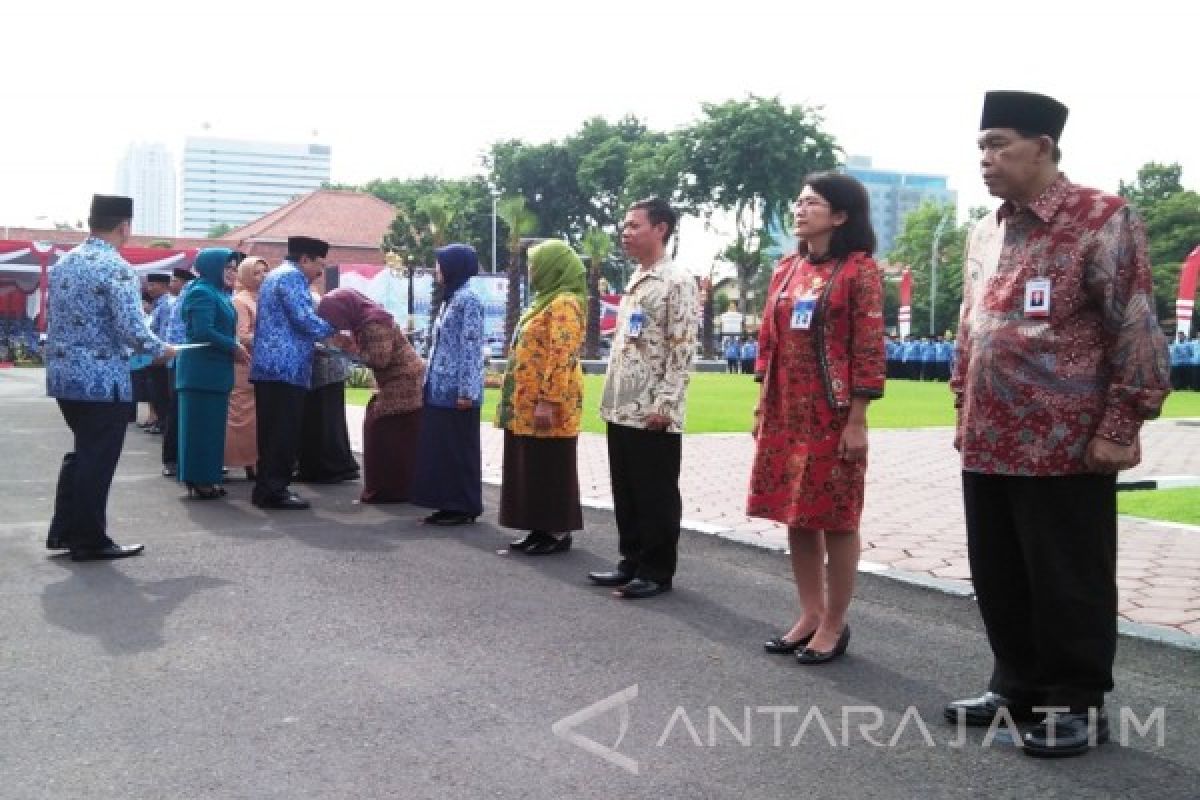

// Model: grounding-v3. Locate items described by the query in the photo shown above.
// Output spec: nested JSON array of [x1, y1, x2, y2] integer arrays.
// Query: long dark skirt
[[361, 405, 422, 503], [409, 405, 482, 516], [178, 389, 230, 485], [298, 381, 359, 481], [499, 431, 582, 533]]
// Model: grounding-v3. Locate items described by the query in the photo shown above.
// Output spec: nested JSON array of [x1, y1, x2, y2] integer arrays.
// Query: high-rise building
[[115, 142, 177, 236], [844, 156, 957, 259], [180, 137, 332, 238]]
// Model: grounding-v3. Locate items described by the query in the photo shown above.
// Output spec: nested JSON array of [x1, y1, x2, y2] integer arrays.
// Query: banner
[[898, 267, 913, 338], [335, 264, 508, 341], [1177, 246, 1200, 337]]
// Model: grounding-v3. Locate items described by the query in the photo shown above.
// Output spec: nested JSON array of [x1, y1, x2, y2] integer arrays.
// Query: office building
[[844, 155, 957, 258], [115, 142, 177, 236], [180, 137, 331, 237]]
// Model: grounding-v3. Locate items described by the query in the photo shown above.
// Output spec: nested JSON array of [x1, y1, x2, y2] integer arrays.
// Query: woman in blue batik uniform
[[409, 243, 485, 526]]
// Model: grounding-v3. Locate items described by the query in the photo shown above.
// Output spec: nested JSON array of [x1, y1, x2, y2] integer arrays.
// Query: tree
[[495, 196, 539, 353], [485, 115, 689, 247], [1119, 163, 1185, 209], [207, 223, 233, 239], [1118, 162, 1200, 321], [580, 227, 613, 358], [368, 177, 492, 268], [888, 202, 988, 336], [683, 95, 839, 314]]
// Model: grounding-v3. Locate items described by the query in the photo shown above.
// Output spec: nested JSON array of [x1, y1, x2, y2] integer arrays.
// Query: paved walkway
[[349, 405, 1200, 643]]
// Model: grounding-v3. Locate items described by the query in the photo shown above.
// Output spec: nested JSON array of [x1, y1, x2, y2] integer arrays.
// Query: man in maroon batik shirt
[[944, 91, 1169, 758]]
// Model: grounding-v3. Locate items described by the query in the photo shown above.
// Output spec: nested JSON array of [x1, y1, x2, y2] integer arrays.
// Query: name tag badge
[[1024, 278, 1051, 319], [790, 297, 816, 330], [627, 309, 646, 339]]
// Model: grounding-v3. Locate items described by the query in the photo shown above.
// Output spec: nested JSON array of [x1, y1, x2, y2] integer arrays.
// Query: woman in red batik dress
[[748, 172, 886, 665]]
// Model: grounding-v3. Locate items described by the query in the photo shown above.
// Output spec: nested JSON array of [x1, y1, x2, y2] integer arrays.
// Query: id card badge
[[790, 297, 816, 330], [1024, 278, 1051, 319], [627, 308, 646, 339]]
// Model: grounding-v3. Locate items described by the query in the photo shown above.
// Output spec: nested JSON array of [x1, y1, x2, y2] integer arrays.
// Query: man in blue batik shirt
[[143, 273, 172, 433], [159, 266, 194, 475], [45, 194, 175, 561], [250, 236, 348, 509]]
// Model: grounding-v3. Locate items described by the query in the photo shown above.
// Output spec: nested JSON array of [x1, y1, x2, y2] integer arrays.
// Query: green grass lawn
[[1118, 487, 1200, 526], [347, 376, 1200, 434]]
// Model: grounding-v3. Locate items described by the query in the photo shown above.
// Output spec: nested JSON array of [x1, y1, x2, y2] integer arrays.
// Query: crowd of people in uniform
[[1169, 331, 1200, 390], [37, 89, 1178, 760]]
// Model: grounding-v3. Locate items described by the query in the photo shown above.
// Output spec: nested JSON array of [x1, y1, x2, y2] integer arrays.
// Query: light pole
[[489, 185, 502, 273], [930, 210, 951, 336]]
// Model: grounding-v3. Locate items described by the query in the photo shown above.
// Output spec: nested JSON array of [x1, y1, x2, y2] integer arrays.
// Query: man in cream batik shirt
[[590, 198, 698, 599]]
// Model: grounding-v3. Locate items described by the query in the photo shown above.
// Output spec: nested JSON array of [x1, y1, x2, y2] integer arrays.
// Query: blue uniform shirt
[[250, 262, 334, 388], [149, 293, 172, 339], [424, 288, 485, 408], [1170, 341, 1186, 367], [45, 237, 168, 402]]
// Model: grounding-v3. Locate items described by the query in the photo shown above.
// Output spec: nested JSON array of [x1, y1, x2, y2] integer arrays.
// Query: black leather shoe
[[46, 536, 69, 551], [1022, 710, 1109, 758], [943, 692, 1039, 726], [70, 543, 145, 562], [588, 569, 634, 587], [162, 464, 177, 477], [764, 631, 814, 654], [795, 625, 850, 665], [424, 511, 476, 526], [510, 531, 550, 551], [525, 533, 572, 555], [615, 578, 672, 598], [254, 493, 310, 510]]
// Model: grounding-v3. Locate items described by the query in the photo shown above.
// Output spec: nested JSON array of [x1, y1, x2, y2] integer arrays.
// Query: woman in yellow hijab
[[495, 240, 588, 555]]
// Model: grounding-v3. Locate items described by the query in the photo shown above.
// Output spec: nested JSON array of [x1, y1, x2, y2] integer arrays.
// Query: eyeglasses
[[794, 197, 830, 210]]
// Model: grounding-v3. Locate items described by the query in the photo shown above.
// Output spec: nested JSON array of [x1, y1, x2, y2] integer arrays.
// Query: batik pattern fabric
[[951, 174, 1170, 476], [358, 322, 425, 419], [149, 293, 172, 339], [423, 288, 484, 409], [746, 252, 886, 530], [250, 262, 334, 388], [45, 237, 167, 402], [496, 294, 585, 437], [598, 256, 698, 432]]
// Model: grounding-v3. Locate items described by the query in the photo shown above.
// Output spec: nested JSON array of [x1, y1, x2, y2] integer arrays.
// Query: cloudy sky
[[3, 0, 1196, 265]]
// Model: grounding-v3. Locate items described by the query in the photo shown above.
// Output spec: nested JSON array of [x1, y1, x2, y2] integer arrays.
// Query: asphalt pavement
[[2, 367, 1198, 800]]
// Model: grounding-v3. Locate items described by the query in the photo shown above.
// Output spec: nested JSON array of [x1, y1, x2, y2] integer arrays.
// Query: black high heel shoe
[[510, 531, 550, 551], [524, 532, 572, 555], [424, 510, 476, 526], [186, 482, 227, 500], [763, 630, 815, 654], [795, 625, 850, 665]]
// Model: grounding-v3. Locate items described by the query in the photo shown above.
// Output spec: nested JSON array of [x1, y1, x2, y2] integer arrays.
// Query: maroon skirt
[[360, 405, 422, 503], [499, 430, 583, 533]]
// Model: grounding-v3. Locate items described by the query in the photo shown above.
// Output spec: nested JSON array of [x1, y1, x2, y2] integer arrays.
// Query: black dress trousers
[[48, 399, 131, 551], [606, 422, 683, 584], [962, 470, 1118, 711], [253, 381, 307, 503]]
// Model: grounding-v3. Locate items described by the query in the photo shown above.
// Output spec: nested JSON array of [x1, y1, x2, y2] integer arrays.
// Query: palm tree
[[495, 196, 538, 355], [417, 194, 457, 317], [580, 227, 612, 359]]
